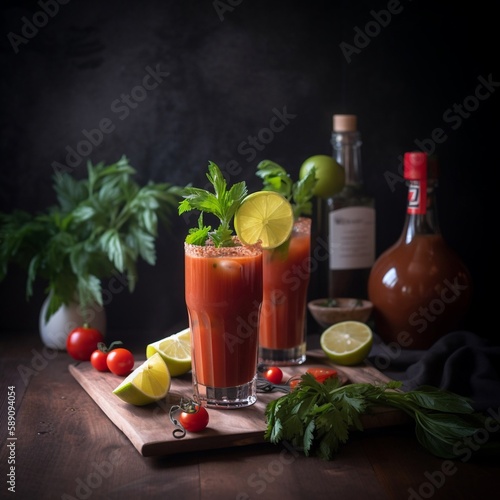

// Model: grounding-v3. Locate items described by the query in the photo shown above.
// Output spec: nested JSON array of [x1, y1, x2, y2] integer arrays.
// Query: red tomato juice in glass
[[185, 242, 263, 389], [259, 217, 311, 356]]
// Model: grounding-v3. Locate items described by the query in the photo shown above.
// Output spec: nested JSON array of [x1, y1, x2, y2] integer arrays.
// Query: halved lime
[[112, 353, 171, 406], [146, 328, 191, 377], [234, 191, 294, 249], [320, 321, 373, 366]]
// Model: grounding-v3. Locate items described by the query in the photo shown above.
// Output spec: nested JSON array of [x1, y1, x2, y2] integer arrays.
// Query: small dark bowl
[[307, 298, 373, 329]]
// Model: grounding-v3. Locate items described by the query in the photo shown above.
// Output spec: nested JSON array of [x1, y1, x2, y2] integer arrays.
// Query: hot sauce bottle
[[368, 152, 472, 349]]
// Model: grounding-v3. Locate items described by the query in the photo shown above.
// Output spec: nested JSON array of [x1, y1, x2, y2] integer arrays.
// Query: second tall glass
[[258, 217, 311, 365]]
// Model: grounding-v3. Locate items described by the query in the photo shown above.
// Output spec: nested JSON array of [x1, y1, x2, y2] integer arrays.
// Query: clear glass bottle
[[368, 152, 473, 349], [327, 114, 375, 299]]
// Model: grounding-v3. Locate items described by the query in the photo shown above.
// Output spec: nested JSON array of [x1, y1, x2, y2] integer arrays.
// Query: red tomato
[[306, 367, 338, 384], [289, 367, 338, 389], [106, 348, 135, 376], [264, 366, 283, 385], [179, 405, 209, 433], [90, 348, 109, 372], [66, 325, 104, 361]]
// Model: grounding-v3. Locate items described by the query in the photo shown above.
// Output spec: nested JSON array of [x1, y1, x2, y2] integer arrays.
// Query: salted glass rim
[[293, 216, 312, 236], [184, 237, 262, 257]]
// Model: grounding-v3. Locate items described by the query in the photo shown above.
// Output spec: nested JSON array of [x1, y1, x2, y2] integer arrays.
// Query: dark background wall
[[0, 0, 496, 344]]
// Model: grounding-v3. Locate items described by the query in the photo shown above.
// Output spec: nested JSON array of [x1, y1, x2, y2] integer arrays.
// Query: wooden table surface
[[1, 332, 499, 500]]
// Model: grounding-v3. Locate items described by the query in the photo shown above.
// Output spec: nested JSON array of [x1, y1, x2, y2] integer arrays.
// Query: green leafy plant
[[256, 159, 317, 219], [265, 373, 495, 460], [178, 161, 247, 247], [0, 156, 183, 322]]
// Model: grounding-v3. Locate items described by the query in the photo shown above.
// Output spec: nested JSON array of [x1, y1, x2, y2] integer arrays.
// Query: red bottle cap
[[404, 152, 427, 180]]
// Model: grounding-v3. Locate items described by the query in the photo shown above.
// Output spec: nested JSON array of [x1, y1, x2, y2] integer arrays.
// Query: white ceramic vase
[[39, 296, 107, 350]]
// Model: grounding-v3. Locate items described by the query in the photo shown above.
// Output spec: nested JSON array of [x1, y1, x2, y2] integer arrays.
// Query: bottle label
[[407, 179, 427, 215], [328, 206, 376, 270]]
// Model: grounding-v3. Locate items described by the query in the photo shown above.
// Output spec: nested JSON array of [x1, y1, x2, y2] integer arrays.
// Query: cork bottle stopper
[[333, 114, 357, 132]]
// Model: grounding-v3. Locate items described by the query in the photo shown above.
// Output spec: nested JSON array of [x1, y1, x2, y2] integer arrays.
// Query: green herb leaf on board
[[265, 374, 496, 460]]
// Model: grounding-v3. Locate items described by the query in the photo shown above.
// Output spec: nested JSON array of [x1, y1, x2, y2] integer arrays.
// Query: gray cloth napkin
[[368, 330, 500, 412]]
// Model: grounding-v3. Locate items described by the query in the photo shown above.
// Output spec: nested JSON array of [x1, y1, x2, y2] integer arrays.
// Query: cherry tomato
[[106, 348, 135, 376], [90, 341, 124, 372], [264, 366, 283, 385], [90, 347, 109, 372], [179, 405, 209, 433], [66, 325, 104, 361]]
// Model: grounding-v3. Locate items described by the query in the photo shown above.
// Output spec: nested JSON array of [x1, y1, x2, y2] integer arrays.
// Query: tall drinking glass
[[184, 239, 263, 408], [259, 217, 311, 365]]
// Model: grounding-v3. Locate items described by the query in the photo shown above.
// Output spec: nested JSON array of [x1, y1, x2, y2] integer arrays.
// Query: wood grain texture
[[5, 333, 500, 500], [69, 352, 409, 457]]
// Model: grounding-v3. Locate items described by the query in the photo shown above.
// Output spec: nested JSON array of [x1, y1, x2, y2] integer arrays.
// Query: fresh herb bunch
[[178, 161, 247, 247], [265, 373, 491, 460], [256, 159, 317, 219], [0, 156, 183, 322]]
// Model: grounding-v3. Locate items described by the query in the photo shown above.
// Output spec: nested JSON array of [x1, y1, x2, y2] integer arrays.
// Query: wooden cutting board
[[69, 350, 408, 457]]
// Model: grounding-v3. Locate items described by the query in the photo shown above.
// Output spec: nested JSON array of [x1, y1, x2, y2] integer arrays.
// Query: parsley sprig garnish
[[265, 373, 494, 460], [256, 159, 317, 219], [178, 161, 247, 247]]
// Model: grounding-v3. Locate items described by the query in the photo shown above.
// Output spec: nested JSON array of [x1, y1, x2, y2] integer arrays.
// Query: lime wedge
[[320, 321, 373, 366], [146, 328, 191, 377], [234, 191, 294, 249], [112, 353, 171, 406]]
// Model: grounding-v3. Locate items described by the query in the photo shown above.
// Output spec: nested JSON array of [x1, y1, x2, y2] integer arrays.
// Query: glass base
[[194, 376, 257, 409], [259, 343, 307, 366]]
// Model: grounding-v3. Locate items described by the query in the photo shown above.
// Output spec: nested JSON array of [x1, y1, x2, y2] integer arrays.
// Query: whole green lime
[[299, 155, 345, 199]]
